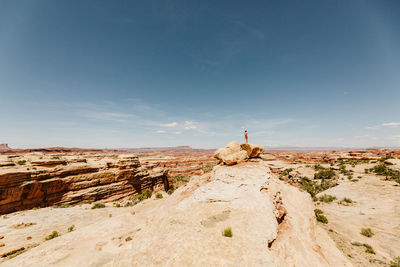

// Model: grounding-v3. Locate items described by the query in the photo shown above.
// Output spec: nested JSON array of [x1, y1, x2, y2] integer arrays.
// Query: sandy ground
[[265, 159, 400, 266]]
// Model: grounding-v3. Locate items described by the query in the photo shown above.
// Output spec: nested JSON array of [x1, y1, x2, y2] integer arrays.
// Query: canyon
[[0, 145, 399, 266]]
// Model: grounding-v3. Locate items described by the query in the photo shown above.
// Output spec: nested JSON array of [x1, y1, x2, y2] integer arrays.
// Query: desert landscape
[[0, 143, 399, 266], [1, 1, 400, 266]]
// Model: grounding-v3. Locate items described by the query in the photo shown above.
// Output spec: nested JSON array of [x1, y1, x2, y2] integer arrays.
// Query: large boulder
[[214, 141, 264, 165], [240, 143, 264, 158]]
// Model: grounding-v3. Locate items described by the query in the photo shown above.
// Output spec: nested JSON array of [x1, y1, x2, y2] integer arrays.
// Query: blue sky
[[0, 0, 399, 149]]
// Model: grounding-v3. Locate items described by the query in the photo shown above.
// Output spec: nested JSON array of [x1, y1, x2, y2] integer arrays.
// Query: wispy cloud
[[365, 125, 380, 130], [382, 122, 400, 128], [156, 130, 166, 134], [160, 122, 178, 127], [174, 131, 182, 135], [366, 122, 400, 130], [184, 121, 198, 130], [84, 111, 135, 122]]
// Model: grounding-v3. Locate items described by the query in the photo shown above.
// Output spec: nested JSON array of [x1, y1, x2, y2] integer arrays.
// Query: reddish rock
[[0, 155, 169, 214]]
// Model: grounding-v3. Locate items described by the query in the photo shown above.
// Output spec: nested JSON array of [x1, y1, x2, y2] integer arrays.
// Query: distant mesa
[[0, 144, 10, 151], [121, 146, 215, 154]]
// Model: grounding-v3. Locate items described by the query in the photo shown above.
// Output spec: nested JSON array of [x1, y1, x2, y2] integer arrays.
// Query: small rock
[[26, 236, 32, 240], [0, 243, 4, 247], [131, 210, 135, 215], [125, 237, 132, 242], [0, 236, 4, 239]]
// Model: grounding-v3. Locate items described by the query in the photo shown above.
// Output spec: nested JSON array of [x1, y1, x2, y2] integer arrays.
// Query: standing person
[[244, 130, 248, 144]]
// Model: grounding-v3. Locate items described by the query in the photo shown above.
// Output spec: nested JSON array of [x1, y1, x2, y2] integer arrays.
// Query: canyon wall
[[0, 155, 170, 214]]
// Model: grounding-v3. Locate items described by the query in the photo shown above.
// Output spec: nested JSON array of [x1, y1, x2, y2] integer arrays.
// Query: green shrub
[[319, 194, 336, 203], [363, 243, 375, 254], [202, 163, 216, 173], [91, 203, 106, 209], [137, 189, 152, 201], [351, 241, 363, 246], [299, 177, 337, 198], [343, 198, 353, 203], [54, 204, 73, 208], [390, 256, 400, 267], [314, 209, 328, 224], [124, 201, 134, 207], [114, 203, 121, 207], [222, 227, 233, 237], [281, 168, 294, 176], [314, 209, 324, 215], [155, 193, 163, 199], [167, 189, 174, 195], [68, 225, 75, 232], [172, 175, 190, 188], [45, 231, 59, 240], [314, 169, 335, 180], [361, 228, 374, 237], [313, 164, 324, 171], [17, 160, 26, 165], [369, 162, 400, 182]]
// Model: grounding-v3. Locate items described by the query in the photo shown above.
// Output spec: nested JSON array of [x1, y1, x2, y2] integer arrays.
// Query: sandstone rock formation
[[214, 141, 264, 165], [1, 161, 351, 266], [139, 153, 218, 177], [0, 155, 170, 214]]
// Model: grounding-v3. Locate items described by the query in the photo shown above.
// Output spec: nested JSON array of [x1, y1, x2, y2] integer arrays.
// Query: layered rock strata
[[0, 155, 169, 214], [139, 153, 218, 176]]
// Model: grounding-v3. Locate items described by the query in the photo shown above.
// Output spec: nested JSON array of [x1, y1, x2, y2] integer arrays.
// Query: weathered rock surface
[[0, 155, 170, 214], [1, 161, 351, 266], [240, 143, 264, 158], [214, 141, 264, 165], [139, 153, 218, 177]]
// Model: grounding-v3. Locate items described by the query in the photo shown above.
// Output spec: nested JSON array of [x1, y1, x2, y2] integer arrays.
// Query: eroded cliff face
[[0, 160, 351, 266], [0, 155, 170, 214], [139, 153, 218, 176]]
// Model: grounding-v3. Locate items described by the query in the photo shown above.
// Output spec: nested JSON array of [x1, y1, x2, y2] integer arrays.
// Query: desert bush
[[172, 175, 190, 188], [313, 164, 324, 170], [138, 189, 152, 201], [390, 256, 400, 267], [314, 169, 335, 180], [222, 227, 233, 237], [54, 204, 73, 208], [369, 162, 400, 183], [343, 198, 353, 203], [351, 241, 363, 246], [113, 202, 121, 207], [202, 163, 216, 173], [363, 243, 375, 254], [129, 189, 153, 206], [299, 177, 337, 198], [361, 228, 374, 237], [17, 160, 26, 165], [167, 189, 174, 195], [68, 225, 75, 232], [318, 194, 336, 203], [91, 203, 106, 209], [281, 168, 294, 176], [45, 231, 59, 240], [155, 193, 163, 199], [314, 209, 328, 224]]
